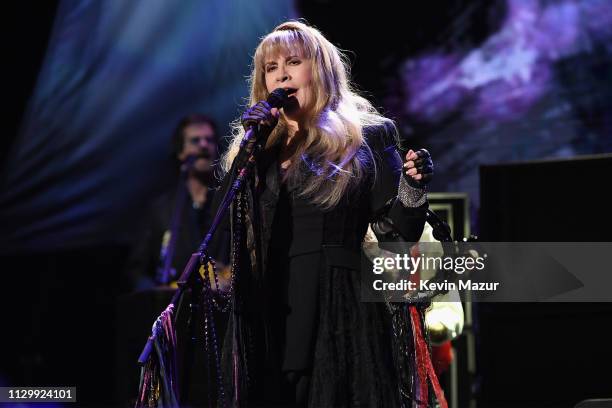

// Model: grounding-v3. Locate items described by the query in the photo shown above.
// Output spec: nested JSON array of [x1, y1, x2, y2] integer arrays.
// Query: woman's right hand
[[241, 100, 279, 131]]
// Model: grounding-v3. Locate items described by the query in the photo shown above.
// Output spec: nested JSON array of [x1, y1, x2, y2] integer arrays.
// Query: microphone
[[242, 87, 293, 144], [243, 87, 293, 131], [267, 87, 293, 110], [180, 154, 197, 173], [233, 88, 294, 171]]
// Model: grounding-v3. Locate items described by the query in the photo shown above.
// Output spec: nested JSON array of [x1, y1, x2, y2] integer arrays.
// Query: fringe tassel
[[135, 305, 179, 407], [409, 305, 447, 408]]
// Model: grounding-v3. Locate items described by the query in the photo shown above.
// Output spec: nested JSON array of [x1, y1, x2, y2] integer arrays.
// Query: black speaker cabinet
[[480, 153, 612, 241], [476, 153, 612, 407]]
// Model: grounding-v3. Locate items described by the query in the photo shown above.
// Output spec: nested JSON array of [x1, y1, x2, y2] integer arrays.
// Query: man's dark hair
[[171, 114, 218, 157]]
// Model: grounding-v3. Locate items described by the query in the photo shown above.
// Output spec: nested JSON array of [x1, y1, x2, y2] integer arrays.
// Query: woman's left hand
[[403, 148, 433, 188]]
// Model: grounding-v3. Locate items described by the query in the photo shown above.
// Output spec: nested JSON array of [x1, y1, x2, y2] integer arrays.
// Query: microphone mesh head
[[267, 88, 290, 109]]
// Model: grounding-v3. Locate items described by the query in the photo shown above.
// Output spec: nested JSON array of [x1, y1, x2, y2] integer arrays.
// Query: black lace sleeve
[[366, 121, 427, 244]]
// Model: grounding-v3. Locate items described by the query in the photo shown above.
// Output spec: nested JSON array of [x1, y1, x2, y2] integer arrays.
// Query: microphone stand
[[156, 158, 194, 284], [136, 126, 263, 407]]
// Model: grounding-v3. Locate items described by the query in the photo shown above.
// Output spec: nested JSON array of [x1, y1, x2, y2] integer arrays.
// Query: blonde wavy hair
[[222, 20, 393, 209]]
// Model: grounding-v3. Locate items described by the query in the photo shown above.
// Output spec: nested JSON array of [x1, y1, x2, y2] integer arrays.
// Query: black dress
[[267, 180, 323, 372], [242, 161, 331, 406], [216, 123, 427, 407]]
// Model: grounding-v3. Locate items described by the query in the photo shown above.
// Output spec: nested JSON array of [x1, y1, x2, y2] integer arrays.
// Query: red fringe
[[410, 305, 448, 408]]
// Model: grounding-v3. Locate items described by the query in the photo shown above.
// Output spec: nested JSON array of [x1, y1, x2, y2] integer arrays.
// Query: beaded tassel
[[201, 257, 226, 407], [200, 191, 244, 407]]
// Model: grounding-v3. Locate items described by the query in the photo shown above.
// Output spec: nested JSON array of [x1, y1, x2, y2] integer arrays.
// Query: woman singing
[[212, 20, 434, 407]]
